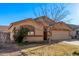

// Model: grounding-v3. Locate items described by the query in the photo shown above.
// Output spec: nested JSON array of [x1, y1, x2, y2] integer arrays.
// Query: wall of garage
[[51, 30, 71, 40]]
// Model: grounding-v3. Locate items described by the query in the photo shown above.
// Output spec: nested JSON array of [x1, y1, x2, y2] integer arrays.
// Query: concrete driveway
[[61, 39, 79, 45]]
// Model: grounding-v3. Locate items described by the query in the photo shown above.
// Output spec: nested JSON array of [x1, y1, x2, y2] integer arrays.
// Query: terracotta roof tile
[[9, 18, 33, 29], [12, 18, 33, 24], [9, 16, 56, 29], [34, 16, 56, 26]]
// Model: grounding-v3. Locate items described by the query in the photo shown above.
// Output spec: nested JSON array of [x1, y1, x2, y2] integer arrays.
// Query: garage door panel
[[52, 31, 70, 40]]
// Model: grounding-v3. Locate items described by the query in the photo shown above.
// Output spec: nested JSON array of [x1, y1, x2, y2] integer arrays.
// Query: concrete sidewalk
[[61, 39, 79, 45]]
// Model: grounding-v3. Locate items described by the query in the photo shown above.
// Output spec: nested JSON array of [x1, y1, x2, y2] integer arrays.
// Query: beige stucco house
[[8, 16, 74, 42]]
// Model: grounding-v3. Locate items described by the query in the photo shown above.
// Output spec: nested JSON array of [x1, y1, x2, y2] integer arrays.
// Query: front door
[[43, 28, 47, 40]]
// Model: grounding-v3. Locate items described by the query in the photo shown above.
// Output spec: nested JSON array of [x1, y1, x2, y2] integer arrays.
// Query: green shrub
[[13, 27, 30, 43]]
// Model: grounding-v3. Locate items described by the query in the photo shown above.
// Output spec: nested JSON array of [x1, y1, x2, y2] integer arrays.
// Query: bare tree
[[33, 4, 71, 44], [33, 3, 71, 22]]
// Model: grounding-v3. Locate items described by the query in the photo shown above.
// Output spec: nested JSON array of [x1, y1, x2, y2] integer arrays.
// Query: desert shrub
[[13, 27, 30, 43]]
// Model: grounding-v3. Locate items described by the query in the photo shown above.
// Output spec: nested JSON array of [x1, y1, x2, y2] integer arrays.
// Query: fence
[[0, 31, 10, 45]]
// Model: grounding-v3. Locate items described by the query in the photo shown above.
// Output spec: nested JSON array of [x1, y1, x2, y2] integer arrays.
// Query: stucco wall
[[10, 32, 15, 42], [9, 26, 15, 42], [24, 36, 43, 42], [35, 29, 43, 35]]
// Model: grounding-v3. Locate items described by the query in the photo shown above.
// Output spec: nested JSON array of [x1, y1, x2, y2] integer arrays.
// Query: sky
[[0, 3, 79, 25]]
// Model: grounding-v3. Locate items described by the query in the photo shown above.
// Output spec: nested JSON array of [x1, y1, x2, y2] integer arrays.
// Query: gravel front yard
[[0, 39, 79, 56], [0, 43, 21, 56], [21, 43, 79, 56], [0, 43, 43, 56]]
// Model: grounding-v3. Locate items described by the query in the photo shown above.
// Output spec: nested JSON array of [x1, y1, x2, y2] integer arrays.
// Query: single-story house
[[8, 16, 75, 42]]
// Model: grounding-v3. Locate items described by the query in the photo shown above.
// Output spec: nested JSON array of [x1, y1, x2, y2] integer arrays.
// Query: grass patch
[[21, 43, 79, 56]]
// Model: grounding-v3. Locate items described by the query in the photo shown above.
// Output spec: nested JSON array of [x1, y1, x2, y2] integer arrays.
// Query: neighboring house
[[8, 16, 73, 42], [68, 24, 79, 39]]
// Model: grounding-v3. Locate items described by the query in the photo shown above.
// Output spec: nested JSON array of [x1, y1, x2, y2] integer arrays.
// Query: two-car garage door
[[52, 30, 70, 40]]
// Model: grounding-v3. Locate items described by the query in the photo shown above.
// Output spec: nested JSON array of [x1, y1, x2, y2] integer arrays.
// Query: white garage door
[[52, 31, 70, 40]]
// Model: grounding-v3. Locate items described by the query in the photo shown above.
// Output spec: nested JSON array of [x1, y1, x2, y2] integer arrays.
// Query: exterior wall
[[23, 27, 44, 42], [10, 32, 14, 42], [51, 30, 71, 40], [9, 26, 15, 42], [24, 36, 43, 42], [35, 29, 43, 35]]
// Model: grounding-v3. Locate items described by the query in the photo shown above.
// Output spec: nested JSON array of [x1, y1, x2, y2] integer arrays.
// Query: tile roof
[[9, 16, 78, 30], [9, 18, 33, 29], [11, 18, 33, 24], [51, 22, 73, 30], [34, 16, 56, 26]]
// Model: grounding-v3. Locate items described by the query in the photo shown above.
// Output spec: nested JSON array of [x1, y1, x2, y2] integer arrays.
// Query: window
[[27, 25, 35, 35], [28, 31, 34, 35], [15, 26, 20, 30]]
